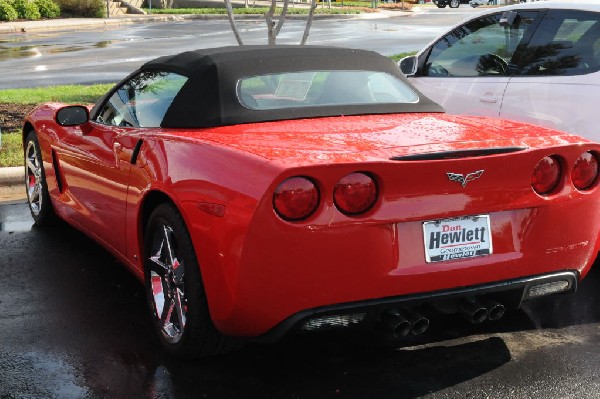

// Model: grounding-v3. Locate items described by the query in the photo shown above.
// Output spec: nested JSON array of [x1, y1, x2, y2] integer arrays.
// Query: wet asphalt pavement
[[2, 200, 600, 398], [0, 10, 471, 88]]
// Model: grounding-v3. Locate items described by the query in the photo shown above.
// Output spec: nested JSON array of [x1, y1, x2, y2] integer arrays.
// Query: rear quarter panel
[[125, 132, 286, 312]]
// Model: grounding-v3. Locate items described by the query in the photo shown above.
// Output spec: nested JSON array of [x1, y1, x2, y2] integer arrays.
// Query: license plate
[[423, 215, 493, 263]]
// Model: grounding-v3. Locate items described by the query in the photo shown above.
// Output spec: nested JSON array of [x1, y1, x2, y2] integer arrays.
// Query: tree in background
[[0, 1, 19, 21], [34, 0, 61, 18], [10, 0, 42, 19], [223, 0, 318, 45]]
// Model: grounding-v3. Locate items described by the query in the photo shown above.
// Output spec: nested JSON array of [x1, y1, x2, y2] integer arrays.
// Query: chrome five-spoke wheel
[[148, 224, 187, 344], [25, 139, 43, 216], [24, 131, 55, 225], [143, 203, 240, 358]]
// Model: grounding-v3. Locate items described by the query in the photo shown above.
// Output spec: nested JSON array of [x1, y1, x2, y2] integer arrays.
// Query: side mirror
[[499, 11, 518, 27], [56, 105, 89, 127], [399, 56, 418, 77]]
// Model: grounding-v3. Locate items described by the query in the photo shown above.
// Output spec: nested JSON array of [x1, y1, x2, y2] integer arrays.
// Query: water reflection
[[0, 220, 33, 232], [0, 41, 116, 61], [148, 365, 175, 398], [140, 336, 511, 399], [0, 350, 90, 398], [0, 201, 33, 232], [94, 40, 113, 48], [0, 45, 42, 61]]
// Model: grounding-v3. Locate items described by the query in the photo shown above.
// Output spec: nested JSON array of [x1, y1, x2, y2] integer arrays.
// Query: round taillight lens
[[572, 151, 599, 191], [531, 156, 561, 195], [334, 172, 378, 215], [273, 177, 319, 221]]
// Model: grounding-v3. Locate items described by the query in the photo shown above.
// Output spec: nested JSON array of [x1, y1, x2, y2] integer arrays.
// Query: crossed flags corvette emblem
[[447, 170, 484, 188]]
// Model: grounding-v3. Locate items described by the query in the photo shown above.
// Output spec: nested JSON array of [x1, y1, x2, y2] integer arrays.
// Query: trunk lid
[[176, 113, 588, 165]]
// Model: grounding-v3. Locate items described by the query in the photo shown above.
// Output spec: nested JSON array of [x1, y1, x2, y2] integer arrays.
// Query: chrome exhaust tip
[[485, 300, 506, 321], [407, 311, 430, 335], [381, 309, 412, 338], [459, 298, 489, 324]]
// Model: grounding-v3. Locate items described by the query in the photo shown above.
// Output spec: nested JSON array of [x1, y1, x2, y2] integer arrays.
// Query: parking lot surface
[[2, 201, 600, 398]]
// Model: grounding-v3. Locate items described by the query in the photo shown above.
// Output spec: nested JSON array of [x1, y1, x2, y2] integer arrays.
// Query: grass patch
[[327, 1, 375, 6], [0, 84, 113, 105], [0, 84, 113, 167], [389, 51, 417, 62], [144, 7, 363, 14], [0, 131, 22, 168]]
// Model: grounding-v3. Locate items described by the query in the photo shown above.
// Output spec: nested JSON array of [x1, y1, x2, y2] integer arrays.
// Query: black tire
[[24, 130, 56, 226], [436, 4, 446, 8], [449, 0, 459, 7], [143, 203, 241, 358]]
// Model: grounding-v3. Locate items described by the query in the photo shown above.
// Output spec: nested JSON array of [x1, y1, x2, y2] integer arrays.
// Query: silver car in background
[[470, 0, 492, 7], [400, 1, 600, 141]]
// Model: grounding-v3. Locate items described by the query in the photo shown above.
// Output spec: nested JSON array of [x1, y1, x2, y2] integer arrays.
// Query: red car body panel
[[26, 105, 600, 337]]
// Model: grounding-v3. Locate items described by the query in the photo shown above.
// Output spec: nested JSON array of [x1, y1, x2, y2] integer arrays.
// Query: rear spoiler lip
[[390, 146, 529, 161]]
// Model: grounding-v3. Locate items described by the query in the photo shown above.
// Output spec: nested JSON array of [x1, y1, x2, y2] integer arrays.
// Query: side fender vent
[[51, 149, 64, 194]]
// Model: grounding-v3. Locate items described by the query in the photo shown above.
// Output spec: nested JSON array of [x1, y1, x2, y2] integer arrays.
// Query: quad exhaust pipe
[[459, 298, 506, 323], [379, 299, 505, 338], [381, 309, 429, 338]]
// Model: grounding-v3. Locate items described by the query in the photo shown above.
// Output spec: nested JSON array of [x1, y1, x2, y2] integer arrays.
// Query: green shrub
[[0, 1, 19, 21], [55, 0, 104, 17], [11, 0, 42, 19], [34, 0, 60, 18]]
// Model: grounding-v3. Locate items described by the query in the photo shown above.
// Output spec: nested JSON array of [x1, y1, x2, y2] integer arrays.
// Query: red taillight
[[572, 151, 599, 191], [334, 172, 378, 215], [531, 156, 561, 195], [273, 177, 319, 221]]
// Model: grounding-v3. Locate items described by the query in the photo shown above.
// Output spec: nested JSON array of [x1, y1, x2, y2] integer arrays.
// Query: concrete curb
[[0, 167, 26, 203], [0, 166, 23, 185], [0, 15, 203, 34]]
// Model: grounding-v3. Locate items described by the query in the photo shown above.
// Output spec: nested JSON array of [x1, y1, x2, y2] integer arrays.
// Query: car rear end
[[205, 116, 600, 340]]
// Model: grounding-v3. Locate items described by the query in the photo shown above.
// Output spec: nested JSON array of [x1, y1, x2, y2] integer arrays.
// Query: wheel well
[[140, 191, 176, 238], [22, 122, 34, 146]]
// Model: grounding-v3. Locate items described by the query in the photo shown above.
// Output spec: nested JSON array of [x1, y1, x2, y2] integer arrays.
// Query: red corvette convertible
[[23, 46, 600, 357]]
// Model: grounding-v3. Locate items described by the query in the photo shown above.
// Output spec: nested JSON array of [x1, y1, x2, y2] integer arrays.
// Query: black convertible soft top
[[96, 46, 444, 128]]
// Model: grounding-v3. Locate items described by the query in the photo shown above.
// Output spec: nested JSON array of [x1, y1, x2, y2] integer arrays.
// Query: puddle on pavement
[[0, 350, 90, 398], [0, 33, 57, 44], [0, 202, 33, 232], [94, 40, 113, 48], [0, 41, 116, 61], [0, 220, 33, 232], [0, 45, 43, 61]]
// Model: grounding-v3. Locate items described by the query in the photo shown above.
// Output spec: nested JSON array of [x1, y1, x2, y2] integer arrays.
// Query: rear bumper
[[255, 270, 578, 343], [211, 208, 597, 337]]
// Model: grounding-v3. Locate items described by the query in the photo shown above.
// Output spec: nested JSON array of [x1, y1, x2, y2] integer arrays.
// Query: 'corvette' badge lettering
[[447, 170, 484, 188]]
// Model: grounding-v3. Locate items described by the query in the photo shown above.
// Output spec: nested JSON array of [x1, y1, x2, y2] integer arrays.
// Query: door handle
[[480, 93, 498, 104]]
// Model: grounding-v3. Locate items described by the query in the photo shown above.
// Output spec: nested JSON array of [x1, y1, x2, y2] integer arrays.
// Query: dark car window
[[423, 11, 539, 77], [516, 10, 600, 76], [95, 71, 188, 128]]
